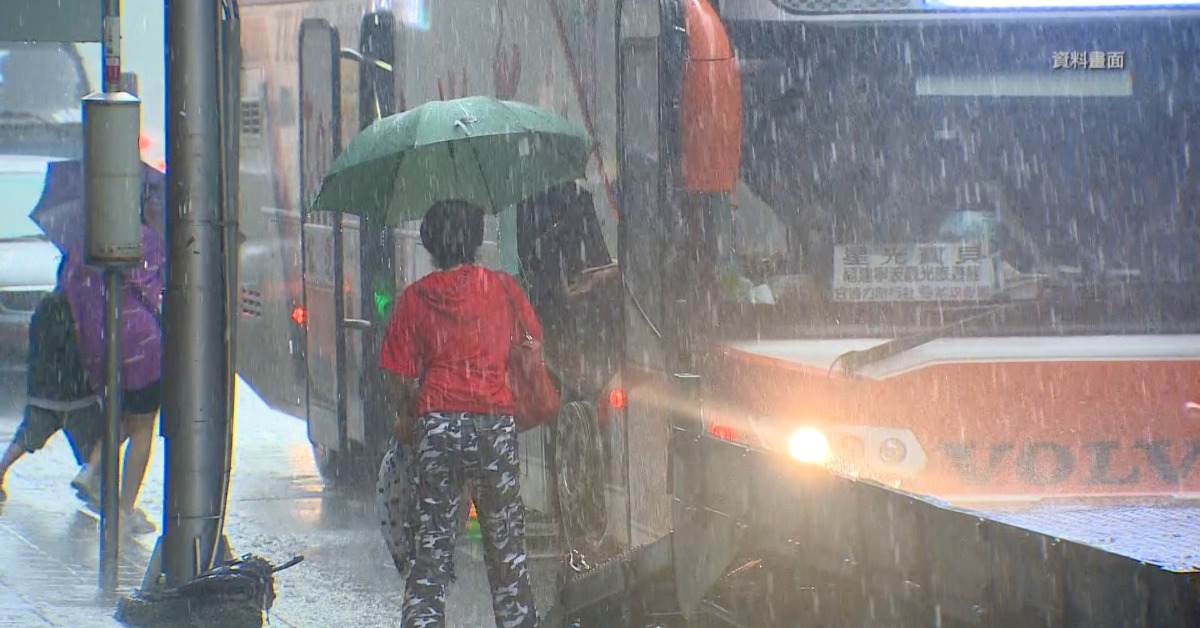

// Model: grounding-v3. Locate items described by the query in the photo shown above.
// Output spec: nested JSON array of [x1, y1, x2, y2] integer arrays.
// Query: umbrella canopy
[[311, 96, 592, 224], [29, 159, 166, 254]]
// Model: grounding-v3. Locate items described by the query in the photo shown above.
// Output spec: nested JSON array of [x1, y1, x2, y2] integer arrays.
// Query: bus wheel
[[312, 443, 379, 489], [553, 401, 609, 557]]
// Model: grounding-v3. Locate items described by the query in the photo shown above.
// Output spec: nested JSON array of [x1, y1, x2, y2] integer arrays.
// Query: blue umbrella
[[28, 159, 166, 254]]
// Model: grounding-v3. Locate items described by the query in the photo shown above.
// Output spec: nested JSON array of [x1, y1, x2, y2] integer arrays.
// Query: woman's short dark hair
[[420, 200, 485, 270]]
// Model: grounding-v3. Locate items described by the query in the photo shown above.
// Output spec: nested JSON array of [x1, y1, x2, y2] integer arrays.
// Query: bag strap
[[497, 271, 567, 391], [496, 272, 528, 343]]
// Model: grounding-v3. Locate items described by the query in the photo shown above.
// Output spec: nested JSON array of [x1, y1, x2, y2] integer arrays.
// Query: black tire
[[312, 442, 385, 490], [551, 400, 609, 558]]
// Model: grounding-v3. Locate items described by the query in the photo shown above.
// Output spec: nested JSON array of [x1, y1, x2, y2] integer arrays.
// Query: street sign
[[832, 242, 1002, 302]]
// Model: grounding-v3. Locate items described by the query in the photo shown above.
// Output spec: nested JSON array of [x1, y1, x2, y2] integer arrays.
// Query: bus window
[[725, 15, 1200, 338], [299, 18, 341, 212]]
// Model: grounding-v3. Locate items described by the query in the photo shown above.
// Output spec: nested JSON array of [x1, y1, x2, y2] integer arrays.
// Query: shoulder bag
[[499, 274, 561, 431]]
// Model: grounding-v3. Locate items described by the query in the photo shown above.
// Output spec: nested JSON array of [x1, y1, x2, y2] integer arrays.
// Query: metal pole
[[160, 0, 227, 587], [98, 0, 123, 594], [100, 270, 122, 591], [102, 0, 121, 92], [209, 1, 241, 569]]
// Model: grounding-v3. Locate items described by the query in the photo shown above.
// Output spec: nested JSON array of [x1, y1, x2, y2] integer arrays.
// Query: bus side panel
[[238, 204, 307, 418], [342, 215, 366, 444], [625, 372, 674, 546], [237, 53, 306, 417], [396, 0, 618, 250], [236, 1, 380, 422], [392, 0, 620, 516], [302, 219, 339, 446]]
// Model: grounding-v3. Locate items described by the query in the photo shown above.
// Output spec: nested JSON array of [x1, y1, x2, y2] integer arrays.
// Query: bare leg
[[0, 441, 26, 477], [76, 433, 128, 495], [84, 428, 130, 476], [119, 412, 156, 512], [0, 442, 27, 499]]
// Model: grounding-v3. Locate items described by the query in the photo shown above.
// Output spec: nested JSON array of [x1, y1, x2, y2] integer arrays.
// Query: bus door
[[614, 0, 700, 552], [298, 13, 398, 473], [298, 18, 345, 457], [349, 12, 399, 456]]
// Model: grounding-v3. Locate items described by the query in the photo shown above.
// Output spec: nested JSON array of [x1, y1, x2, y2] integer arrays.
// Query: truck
[[232, 0, 1200, 625]]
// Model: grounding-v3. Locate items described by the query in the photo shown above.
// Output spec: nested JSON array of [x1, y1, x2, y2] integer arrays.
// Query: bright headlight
[[788, 427, 831, 464]]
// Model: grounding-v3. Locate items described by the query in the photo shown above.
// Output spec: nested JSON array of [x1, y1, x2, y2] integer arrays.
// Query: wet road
[[0, 378, 559, 626]]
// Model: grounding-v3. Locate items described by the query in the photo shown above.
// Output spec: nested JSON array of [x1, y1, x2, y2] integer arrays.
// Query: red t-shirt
[[379, 265, 542, 416]]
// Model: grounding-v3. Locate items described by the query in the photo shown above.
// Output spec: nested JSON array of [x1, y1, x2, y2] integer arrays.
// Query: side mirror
[[119, 72, 140, 97]]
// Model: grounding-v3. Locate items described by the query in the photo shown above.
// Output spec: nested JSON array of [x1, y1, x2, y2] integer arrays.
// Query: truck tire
[[312, 442, 384, 489], [552, 400, 609, 559]]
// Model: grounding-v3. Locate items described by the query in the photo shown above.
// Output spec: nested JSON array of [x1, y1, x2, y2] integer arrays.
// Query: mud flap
[[671, 500, 739, 619], [668, 415, 743, 619], [548, 534, 674, 627]]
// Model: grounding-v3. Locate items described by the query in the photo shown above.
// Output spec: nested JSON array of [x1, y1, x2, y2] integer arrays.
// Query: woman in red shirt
[[380, 200, 541, 628]]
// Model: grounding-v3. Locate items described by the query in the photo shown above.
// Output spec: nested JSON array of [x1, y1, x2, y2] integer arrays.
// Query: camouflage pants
[[402, 412, 538, 628], [377, 439, 471, 581]]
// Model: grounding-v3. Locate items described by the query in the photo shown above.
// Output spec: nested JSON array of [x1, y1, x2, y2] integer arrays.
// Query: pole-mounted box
[[84, 92, 143, 267]]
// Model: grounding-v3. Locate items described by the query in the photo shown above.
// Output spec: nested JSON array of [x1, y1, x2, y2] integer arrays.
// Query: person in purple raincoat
[[62, 220, 164, 535]]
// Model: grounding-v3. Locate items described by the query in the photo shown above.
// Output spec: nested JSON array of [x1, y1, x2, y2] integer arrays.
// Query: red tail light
[[291, 306, 307, 326], [598, 384, 627, 424], [608, 387, 627, 410], [707, 423, 739, 441]]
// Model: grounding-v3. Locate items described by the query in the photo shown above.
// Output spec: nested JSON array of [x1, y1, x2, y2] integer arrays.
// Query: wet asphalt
[[0, 378, 559, 627]]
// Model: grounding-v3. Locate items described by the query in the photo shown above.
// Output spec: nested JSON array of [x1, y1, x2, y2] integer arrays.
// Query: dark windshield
[[0, 42, 88, 122], [723, 15, 1200, 337]]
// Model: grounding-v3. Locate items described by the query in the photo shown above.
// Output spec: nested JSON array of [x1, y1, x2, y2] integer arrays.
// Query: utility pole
[[157, 0, 231, 587], [112, 0, 309, 621], [118, 3, 300, 624], [84, 0, 142, 593]]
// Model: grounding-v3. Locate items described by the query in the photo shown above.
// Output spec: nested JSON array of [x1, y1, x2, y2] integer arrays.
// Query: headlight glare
[[788, 427, 831, 464]]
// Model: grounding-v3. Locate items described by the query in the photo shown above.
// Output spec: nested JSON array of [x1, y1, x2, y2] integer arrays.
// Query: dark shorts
[[121, 380, 162, 416], [14, 403, 103, 466]]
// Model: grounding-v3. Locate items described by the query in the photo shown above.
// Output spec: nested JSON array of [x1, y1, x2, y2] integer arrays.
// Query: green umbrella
[[310, 96, 592, 224]]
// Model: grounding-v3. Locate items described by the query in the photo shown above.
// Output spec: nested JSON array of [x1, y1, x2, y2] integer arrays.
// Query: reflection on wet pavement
[[0, 378, 559, 626]]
